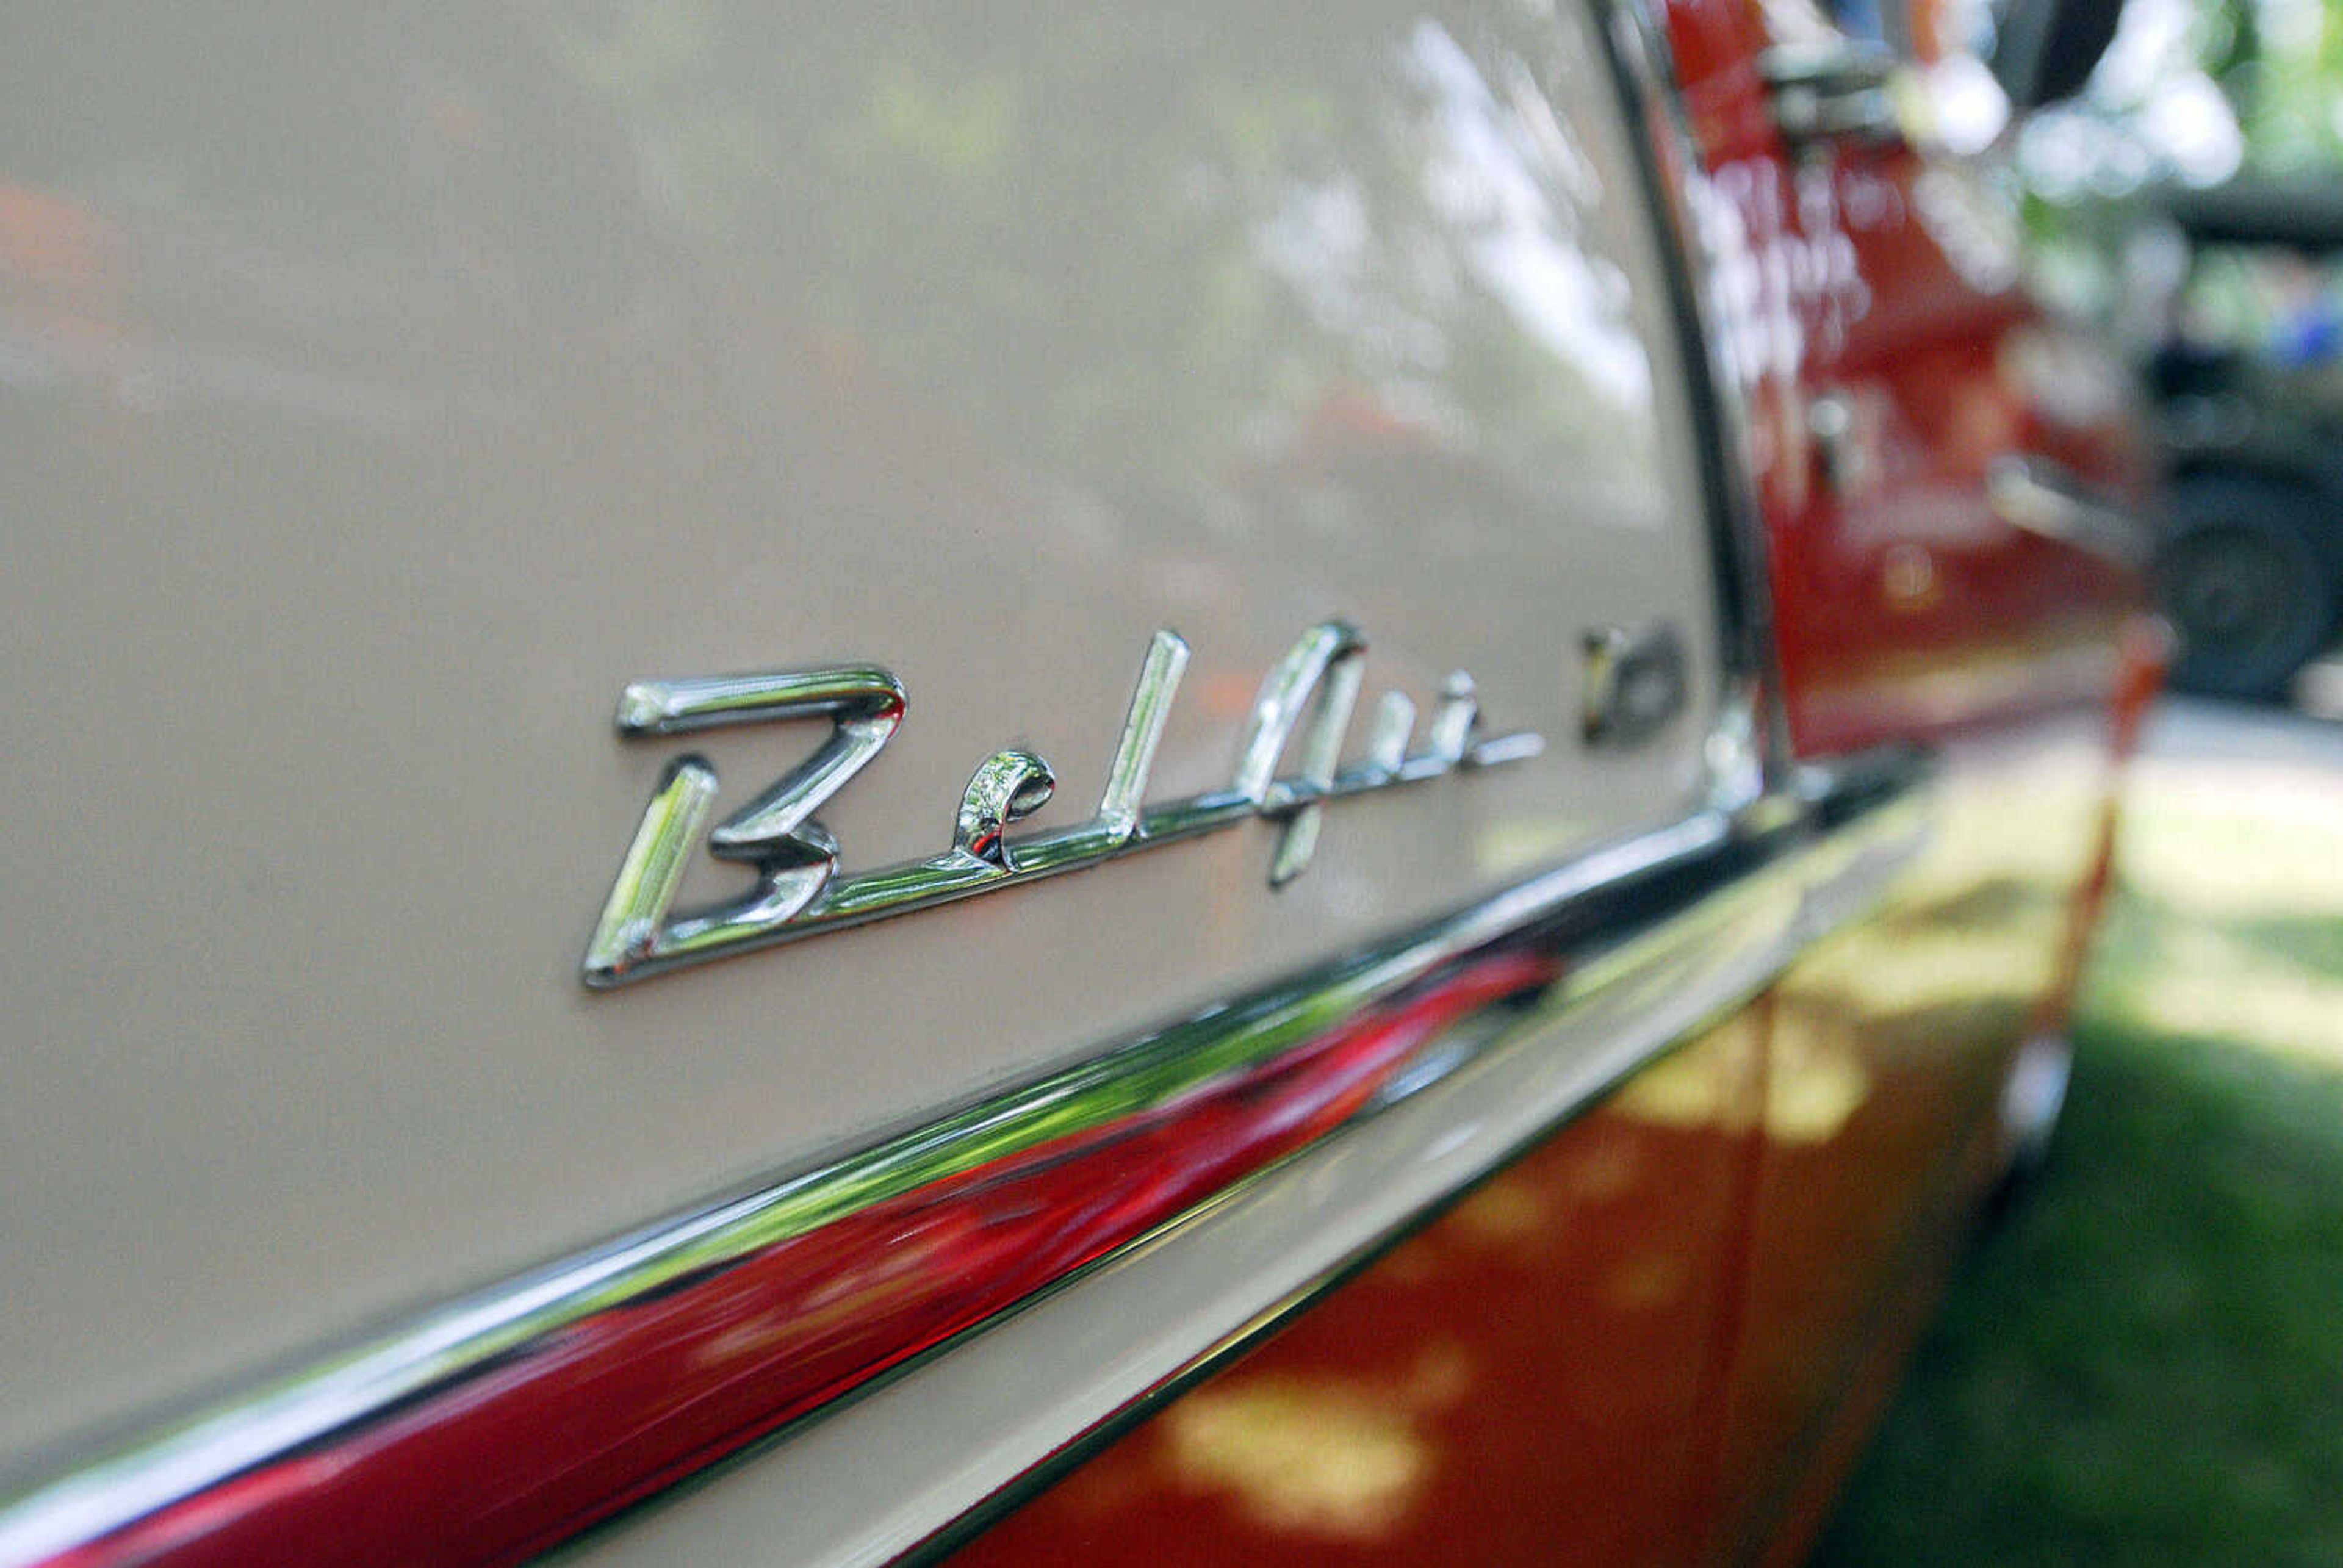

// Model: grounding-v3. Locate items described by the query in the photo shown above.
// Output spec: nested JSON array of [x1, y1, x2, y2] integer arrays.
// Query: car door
[[0, 1, 2103, 1565], [0, 2, 1866, 1565], [1674, 0, 2145, 758], [1654, 0, 2151, 1553]]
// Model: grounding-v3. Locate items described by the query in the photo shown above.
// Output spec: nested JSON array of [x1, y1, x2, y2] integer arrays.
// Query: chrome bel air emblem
[[583, 620, 1543, 988]]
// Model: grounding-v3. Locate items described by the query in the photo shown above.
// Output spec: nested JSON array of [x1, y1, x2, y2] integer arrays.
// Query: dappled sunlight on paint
[[1709, 733, 2103, 1550], [1764, 1035, 1873, 1146], [1157, 1348, 1466, 1542], [950, 1018, 1762, 1566], [955, 731, 2136, 1565], [1614, 1030, 1866, 1144]]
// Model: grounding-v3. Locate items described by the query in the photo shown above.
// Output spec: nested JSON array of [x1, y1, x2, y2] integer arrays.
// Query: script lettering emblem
[[583, 620, 1542, 988]]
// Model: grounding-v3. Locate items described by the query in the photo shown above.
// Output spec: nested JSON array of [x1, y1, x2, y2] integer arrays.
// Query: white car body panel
[[0, 1, 1729, 1523]]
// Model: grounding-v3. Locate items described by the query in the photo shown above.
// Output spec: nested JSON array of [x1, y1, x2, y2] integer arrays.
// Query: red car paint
[[943, 0, 2153, 1560]]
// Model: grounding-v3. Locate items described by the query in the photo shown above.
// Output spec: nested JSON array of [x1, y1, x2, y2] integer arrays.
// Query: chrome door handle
[[1987, 454, 2154, 569], [1759, 41, 1901, 145]]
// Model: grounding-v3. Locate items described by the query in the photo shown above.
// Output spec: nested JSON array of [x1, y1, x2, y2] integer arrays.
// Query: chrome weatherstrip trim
[[1599, 0, 1793, 788], [0, 758, 1923, 1568]]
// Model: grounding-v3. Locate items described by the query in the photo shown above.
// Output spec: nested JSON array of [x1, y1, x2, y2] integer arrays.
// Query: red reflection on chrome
[[43, 954, 1557, 1568], [949, 1013, 1766, 1567]]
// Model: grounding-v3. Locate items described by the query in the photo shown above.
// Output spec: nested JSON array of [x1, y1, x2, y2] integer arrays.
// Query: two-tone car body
[[0, 0, 2150, 1563]]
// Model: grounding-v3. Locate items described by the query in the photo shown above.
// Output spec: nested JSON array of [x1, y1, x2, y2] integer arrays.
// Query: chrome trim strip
[[0, 754, 1923, 1568], [613, 758, 1931, 1567], [1598, 0, 1794, 788]]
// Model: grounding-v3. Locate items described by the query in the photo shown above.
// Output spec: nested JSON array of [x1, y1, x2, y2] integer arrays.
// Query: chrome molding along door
[[0, 752, 1928, 1568]]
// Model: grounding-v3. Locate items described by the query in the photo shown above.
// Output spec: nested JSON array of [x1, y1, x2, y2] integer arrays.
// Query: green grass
[[1813, 756, 2343, 1566]]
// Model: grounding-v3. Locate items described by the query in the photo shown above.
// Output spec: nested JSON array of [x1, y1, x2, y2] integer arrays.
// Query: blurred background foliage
[[2020, 0, 2341, 195], [2019, 0, 2343, 343]]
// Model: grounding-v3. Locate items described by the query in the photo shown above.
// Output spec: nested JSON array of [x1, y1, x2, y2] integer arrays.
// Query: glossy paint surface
[[563, 787, 1922, 1566], [25, 951, 1556, 1568], [939, 0, 2156, 1559], [947, 1012, 1768, 1567], [1706, 718, 2107, 1559], [0, 0, 1724, 1476], [1762, 133, 2143, 750], [1662, 0, 2147, 753], [0, 0, 2152, 1559], [1653, 0, 2149, 1550], [935, 729, 2114, 1568], [8, 777, 1948, 1567]]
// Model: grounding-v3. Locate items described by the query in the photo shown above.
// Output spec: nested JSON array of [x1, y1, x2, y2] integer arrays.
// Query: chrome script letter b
[[582, 667, 905, 987]]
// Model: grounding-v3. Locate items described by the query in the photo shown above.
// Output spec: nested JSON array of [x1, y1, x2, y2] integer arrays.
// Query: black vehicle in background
[[2150, 178, 2343, 699]]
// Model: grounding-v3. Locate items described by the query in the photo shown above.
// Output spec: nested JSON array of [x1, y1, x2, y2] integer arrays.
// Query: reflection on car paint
[[949, 717, 2120, 1566], [949, 1013, 1765, 1566]]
